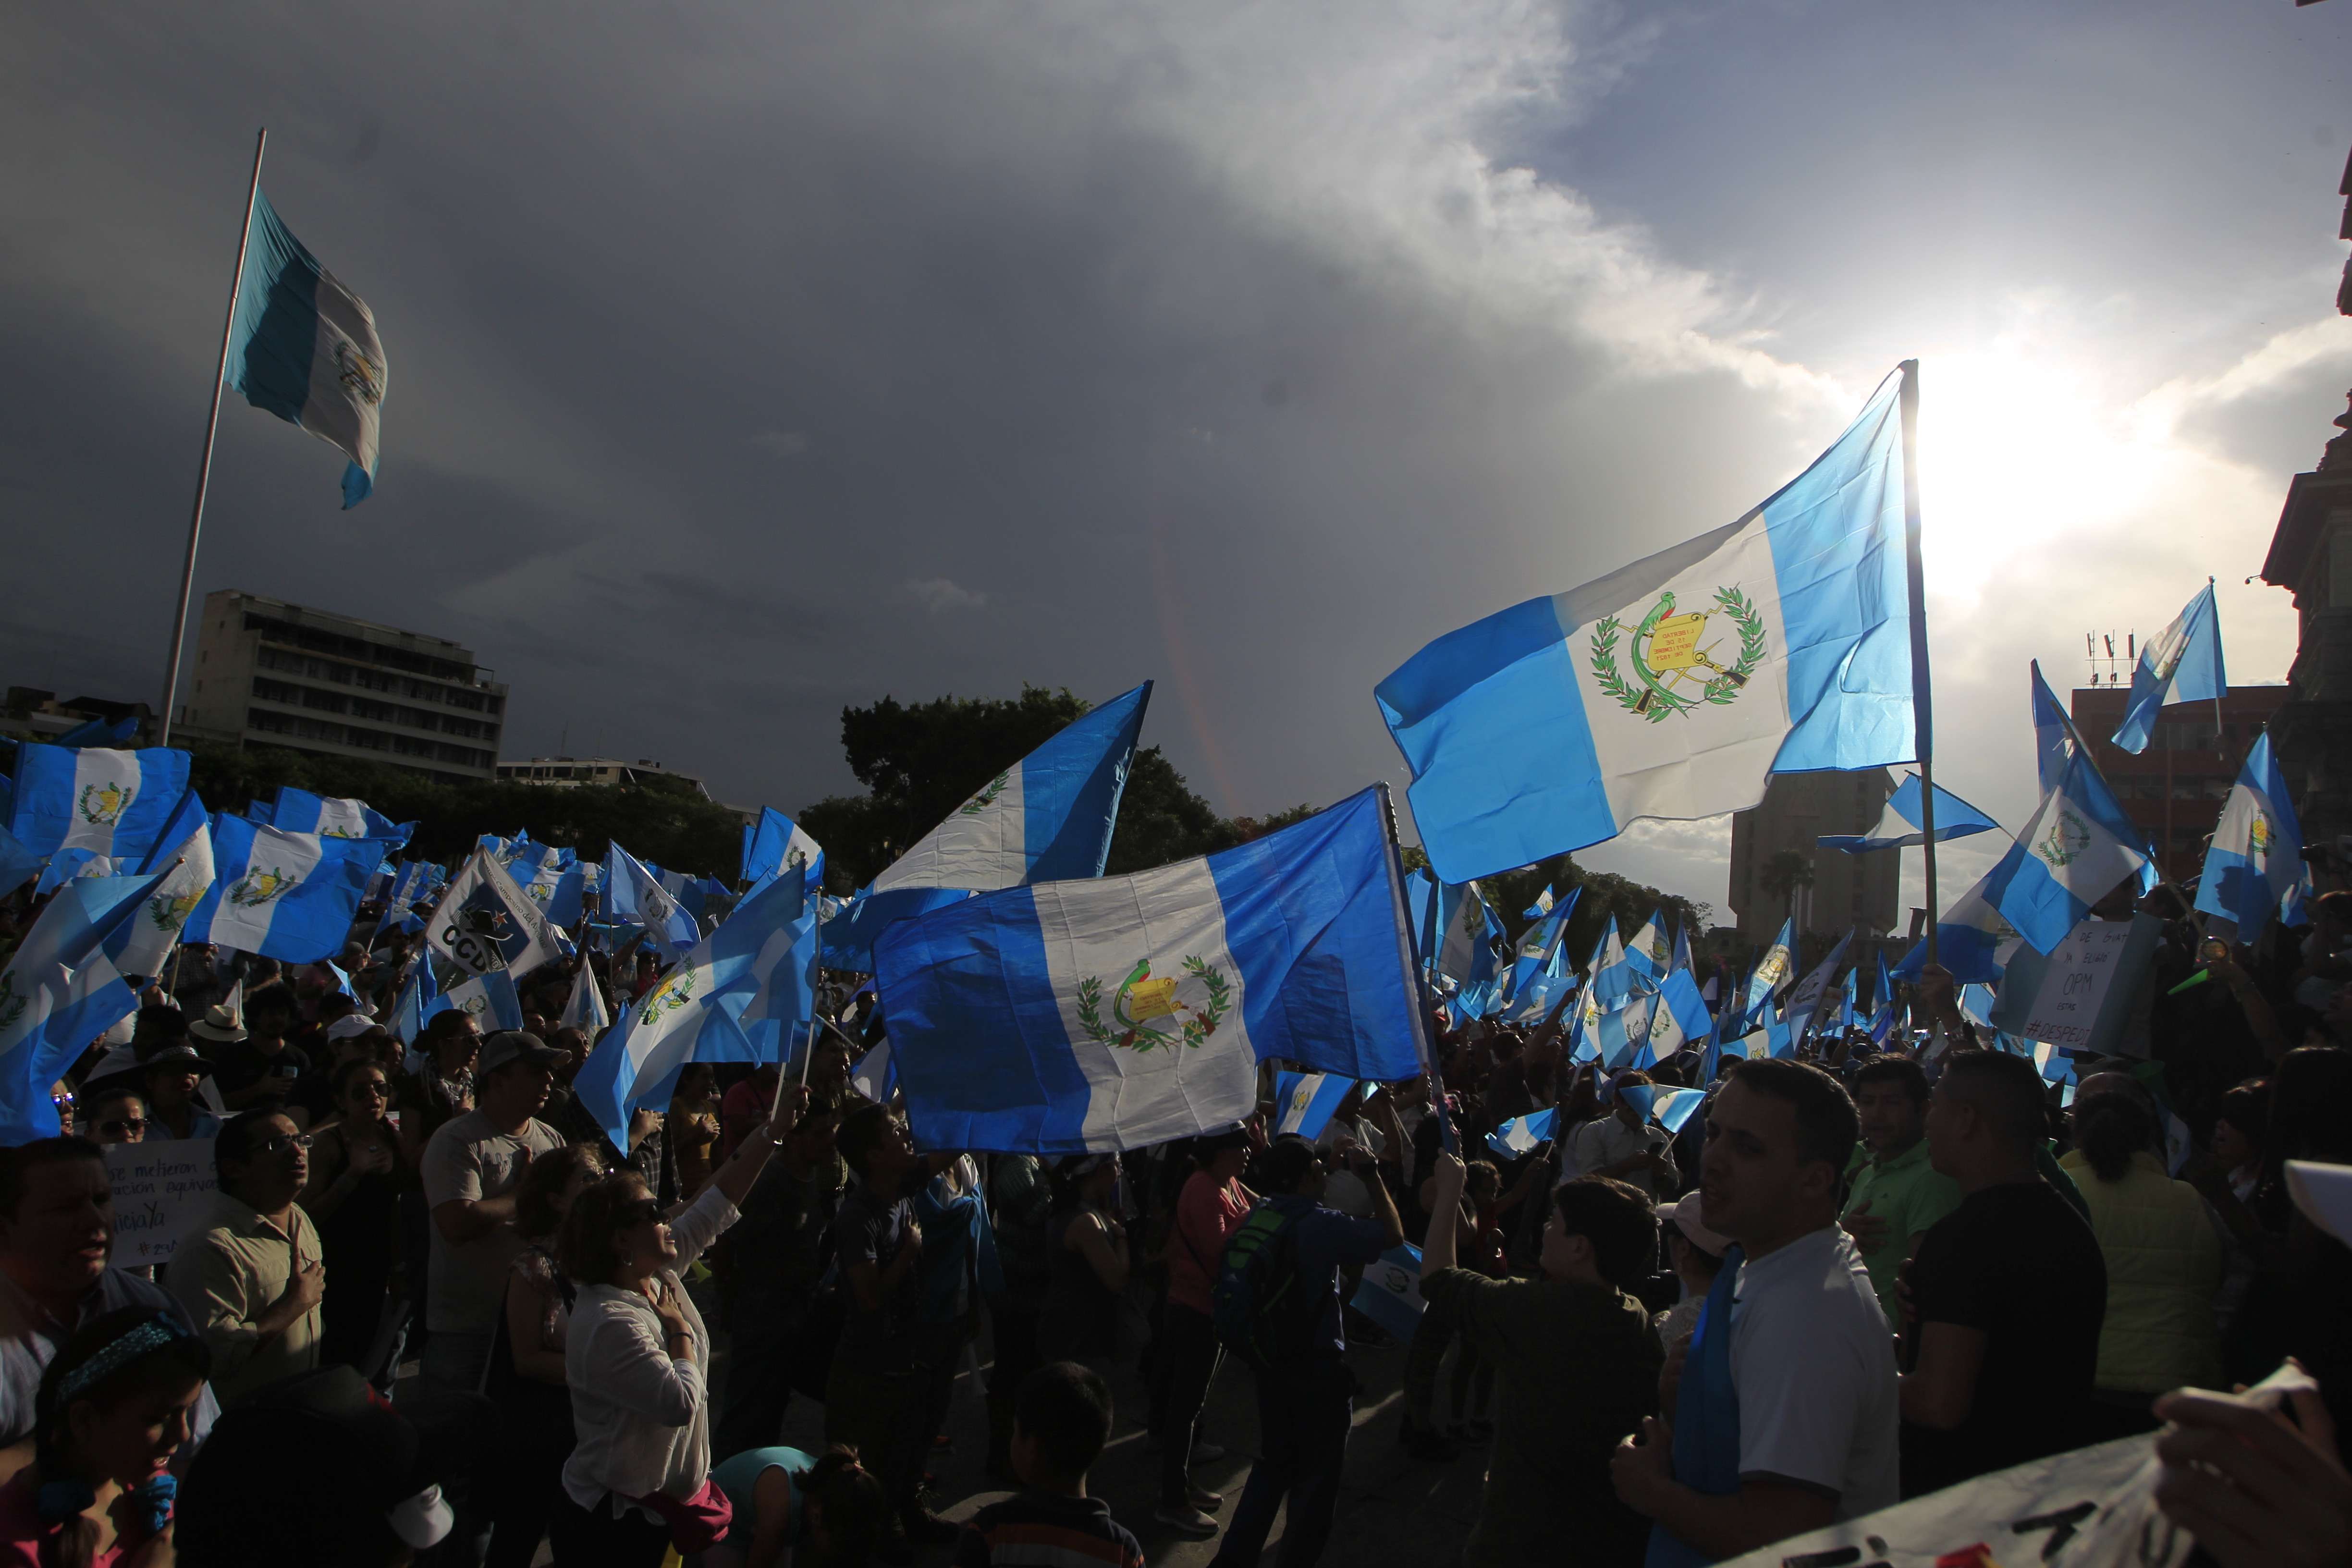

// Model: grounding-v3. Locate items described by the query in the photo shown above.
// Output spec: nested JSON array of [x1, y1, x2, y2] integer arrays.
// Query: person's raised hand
[[1609, 1415, 1676, 1516], [1431, 1149, 1467, 1194], [1841, 1198, 1889, 1255], [2152, 1379, 2351, 1568]]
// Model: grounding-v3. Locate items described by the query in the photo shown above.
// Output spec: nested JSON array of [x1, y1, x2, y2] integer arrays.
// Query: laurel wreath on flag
[[1076, 956, 1231, 1052], [1591, 587, 1766, 723], [958, 772, 1013, 818]]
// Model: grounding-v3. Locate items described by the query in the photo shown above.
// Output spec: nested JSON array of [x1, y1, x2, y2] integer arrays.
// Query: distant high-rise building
[[1727, 770, 1899, 943], [179, 590, 507, 784]]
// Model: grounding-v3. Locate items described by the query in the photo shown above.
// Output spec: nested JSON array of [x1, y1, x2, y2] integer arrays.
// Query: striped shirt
[[954, 1492, 1144, 1568]]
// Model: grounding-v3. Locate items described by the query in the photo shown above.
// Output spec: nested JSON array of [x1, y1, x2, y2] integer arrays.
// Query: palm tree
[[1759, 849, 1816, 920]]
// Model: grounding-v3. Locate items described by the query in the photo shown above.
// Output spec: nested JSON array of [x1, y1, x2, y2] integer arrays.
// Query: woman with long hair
[[484, 1142, 605, 1568], [549, 1116, 782, 1566], [2060, 1088, 2225, 1439], [1033, 1155, 1128, 1370], [298, 1058, 408, 1377], [0, 1307, 211, 1567]]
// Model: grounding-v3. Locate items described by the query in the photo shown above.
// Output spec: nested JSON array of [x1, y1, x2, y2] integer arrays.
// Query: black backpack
[[1211, 1200, 1326, 1369]]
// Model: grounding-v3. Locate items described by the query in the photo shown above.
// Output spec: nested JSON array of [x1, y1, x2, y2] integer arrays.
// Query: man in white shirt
[[1573, 1070, 1678, 1201], [1610, 1058, 1898, 1565]]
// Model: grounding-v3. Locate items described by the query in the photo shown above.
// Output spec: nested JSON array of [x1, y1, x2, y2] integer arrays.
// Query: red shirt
[[1165, 1170, 1251, 1315], [720, 1078, 775, 1159], [0, 1470, 146, 1566]]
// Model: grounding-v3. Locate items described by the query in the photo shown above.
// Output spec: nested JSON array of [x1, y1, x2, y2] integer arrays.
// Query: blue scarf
[[1645, 1244, 1743, 1568]]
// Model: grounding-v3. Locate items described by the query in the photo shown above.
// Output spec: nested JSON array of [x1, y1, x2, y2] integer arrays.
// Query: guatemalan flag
[[1274, 1071, 1358, 1139], [508, 845, 587, 928], [2194, 732, 2303, 937], [1817, 771, 2000, 854], [873, 786, 1429, 1154], [106, 820, 215, 981], [2112, 582, 2226, 755], [183, 818, 388, 962], [605, 842, 700, 954], [829, 683, 1153, 968], [1894, 857, 2021, 986], [0, 870, 169, 1142], [270, 786, 414, 847], [6, 744, 193, 862], [573, 871, 811, 1143], [226, 190, 388, 508], [1992, 747, 2148, 955], [742, 808, 824, 890], [1375, 371, 1915, 883]]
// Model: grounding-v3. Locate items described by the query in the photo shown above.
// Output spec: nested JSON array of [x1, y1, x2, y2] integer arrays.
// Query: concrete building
[[2258, 395, 2352, 850], [2068, 684, 2291, 887], [178, 590, 507, 784], [1, 689, 158, 747], [1726, 770, 1900, 944], [494, 755, 710, 795]]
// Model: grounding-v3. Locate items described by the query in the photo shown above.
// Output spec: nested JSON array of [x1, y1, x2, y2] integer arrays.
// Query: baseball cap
[[325, 1013, 380, 1043], [175, 1366, 491, 1565], [1656, 1194, 1730, 1259], [139, 1043, 217, 1078], [477, 1029, 562, 1075]]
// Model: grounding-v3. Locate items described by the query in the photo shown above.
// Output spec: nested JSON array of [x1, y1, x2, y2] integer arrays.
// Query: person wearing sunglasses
[[298, 1058, 409, 1381], [75, 1087, 148, 1146], [165, 1110, 328, 1407]]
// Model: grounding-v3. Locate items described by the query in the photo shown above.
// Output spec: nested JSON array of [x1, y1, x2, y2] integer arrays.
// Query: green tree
[[1480, 856, 1708, 968], [184, 744, 742, 875], [1758, 848, 1816, 919]]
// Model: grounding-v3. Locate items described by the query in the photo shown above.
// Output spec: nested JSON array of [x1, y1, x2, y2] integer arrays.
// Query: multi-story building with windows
[[178, 590, 507, 784], [1726, 769, 1901, 944]]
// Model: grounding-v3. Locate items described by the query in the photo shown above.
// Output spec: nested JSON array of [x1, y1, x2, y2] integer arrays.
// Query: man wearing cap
[[0, 1138, 218, 1472], [167, 1108, 327, 1404], [418, 1029, 565, 1399], [140, 1044, 224, 1143]]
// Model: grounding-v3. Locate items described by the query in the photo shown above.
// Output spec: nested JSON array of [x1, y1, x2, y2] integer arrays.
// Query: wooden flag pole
[[158, 129, 265, 748], [1899, 360, 1939, 974], [1376, 782, 1456, 1155]]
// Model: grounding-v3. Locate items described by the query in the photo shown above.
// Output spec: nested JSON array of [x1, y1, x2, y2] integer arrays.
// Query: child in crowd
[[954, 1363, 1143, 1568]]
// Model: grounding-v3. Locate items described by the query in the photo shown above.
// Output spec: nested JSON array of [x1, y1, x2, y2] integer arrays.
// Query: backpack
[[1211, 1199, 1327, 1369]]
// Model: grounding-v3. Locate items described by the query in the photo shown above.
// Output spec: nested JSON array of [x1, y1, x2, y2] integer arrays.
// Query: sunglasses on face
[[96, 1118, 148, 1139], [349, 1081, 390, 1099], [257, 1134, 314, 1155], [624, 1198, 667, 1228]]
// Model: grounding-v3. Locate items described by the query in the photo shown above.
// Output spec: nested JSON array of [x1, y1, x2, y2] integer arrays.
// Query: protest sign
[[103, 1138, 217, 1265], [1994, 913, 2158, 1055]]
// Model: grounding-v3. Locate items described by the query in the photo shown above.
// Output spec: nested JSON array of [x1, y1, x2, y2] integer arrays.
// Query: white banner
[[104, 1138, 218, 1266]]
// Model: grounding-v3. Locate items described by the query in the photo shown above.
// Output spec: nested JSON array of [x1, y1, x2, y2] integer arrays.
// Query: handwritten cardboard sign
[[103, 1138, 217, 1265]]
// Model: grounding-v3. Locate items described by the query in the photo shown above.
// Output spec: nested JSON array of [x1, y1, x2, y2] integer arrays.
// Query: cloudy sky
[[5, 0, 2348, 920]]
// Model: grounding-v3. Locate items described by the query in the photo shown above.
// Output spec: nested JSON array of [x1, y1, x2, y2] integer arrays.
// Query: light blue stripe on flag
[[2194, 732, 2302, 936], [2112, 583, 2226, 754], [7, 745, 192, 862], [1274, 1071, 1357, 1139]]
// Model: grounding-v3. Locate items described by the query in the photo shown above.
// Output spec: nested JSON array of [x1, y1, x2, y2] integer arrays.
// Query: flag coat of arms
[[1274, 1071, 1358, 1139], [874, 787, 1429, 1154], [1376, 372, 1914, 883], [606, 842, 701, 954], [271, 786, 414, 847], [107, 822, 215, 980], [183, 818, 386, 961], [1993, 750, 2148, 956], [226, 191, 388, 508], [742, 808, 825, 889], [2194, 732, 2302, 936], [7, 745, 193, 862]]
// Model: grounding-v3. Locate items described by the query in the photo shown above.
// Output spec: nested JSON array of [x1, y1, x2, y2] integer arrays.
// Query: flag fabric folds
[[1817, 772, 2000, 854], [605, 843, 700, 955], [1376, 371, 1914, 883], [226, 190, 389, 508], [1487, 1107, 1558, 1158], [270, 787, 414, 847], [425, 848, 564, 979], [573, 872, 812, 1144], [1992, 749, 2148, 956], [0, 870, 170, 1141], [2194, 733, 2303, 936], [1892, 859, 2019, 986], [2112, 583, 2226, 754], [1740, 919, 1795, 1027], [105, 822, 215, 980], [874, 787, 1429, 1155], [870, 683, 1152, 896], [559, 965, 612, 1037], [7, 745, 192, 862], [742, 808, 824, 889], [183, 818, 385, 961]]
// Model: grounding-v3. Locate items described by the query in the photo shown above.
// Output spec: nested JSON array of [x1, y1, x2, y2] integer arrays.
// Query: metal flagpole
[[158, 129, 266, 748], [1899, 360, 1938, 972]]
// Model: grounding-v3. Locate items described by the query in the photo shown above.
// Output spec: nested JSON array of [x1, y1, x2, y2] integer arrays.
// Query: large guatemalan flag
[[1375, 372, 1914, 883], [873, 786, 1429, 1155], [827, 683, 1153, 969], [226, 191, 388, 508], [2194, 732, 2302, 936], [7, 745, 193, 862], [183, 818, 389, 961]]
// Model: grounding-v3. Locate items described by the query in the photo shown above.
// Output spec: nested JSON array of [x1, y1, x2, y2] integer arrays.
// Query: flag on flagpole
[[605, 842, 700, 955], [1893, 859, 2021, 986], [873, 787, 1429, 1155], [1623, 906, 1671, 980], [741, 807, 825, 889], [0, 870, 170, 1141], [104, 821, 214, 980], [1486, 1107, 1559, 1158], [1993, 749, 2148, 955], [560, 964, 612, 1037], [1274, 1071, 1358, 1139], [183, 818, 389, 961], [426, 848, 565, 978], [225, 190, 388, 507], [1376, 370, 1915, 883], [2194, 732, 2302, 936], [2112, 583, 2226, 754], [270, 787, 414, 846], [1740, 919, 1796, 1027]]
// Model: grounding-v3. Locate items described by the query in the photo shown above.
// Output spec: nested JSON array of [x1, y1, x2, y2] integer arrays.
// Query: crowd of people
[[0, 874, 2347, 1568]]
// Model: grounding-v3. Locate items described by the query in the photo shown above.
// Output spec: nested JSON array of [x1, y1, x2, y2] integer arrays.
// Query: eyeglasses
[[623, 1198, 666, 1227], [257, 1134, 314, 1155], [96, 1118, 148, 1139], [350, 1081, 391, 1099]]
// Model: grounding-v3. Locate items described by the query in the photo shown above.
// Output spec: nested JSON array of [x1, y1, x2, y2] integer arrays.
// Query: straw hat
[[187, 1004, 247, 1045]]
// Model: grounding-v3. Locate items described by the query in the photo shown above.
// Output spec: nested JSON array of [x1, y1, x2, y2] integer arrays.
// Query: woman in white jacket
[[548, 1093, 793, 1565]]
